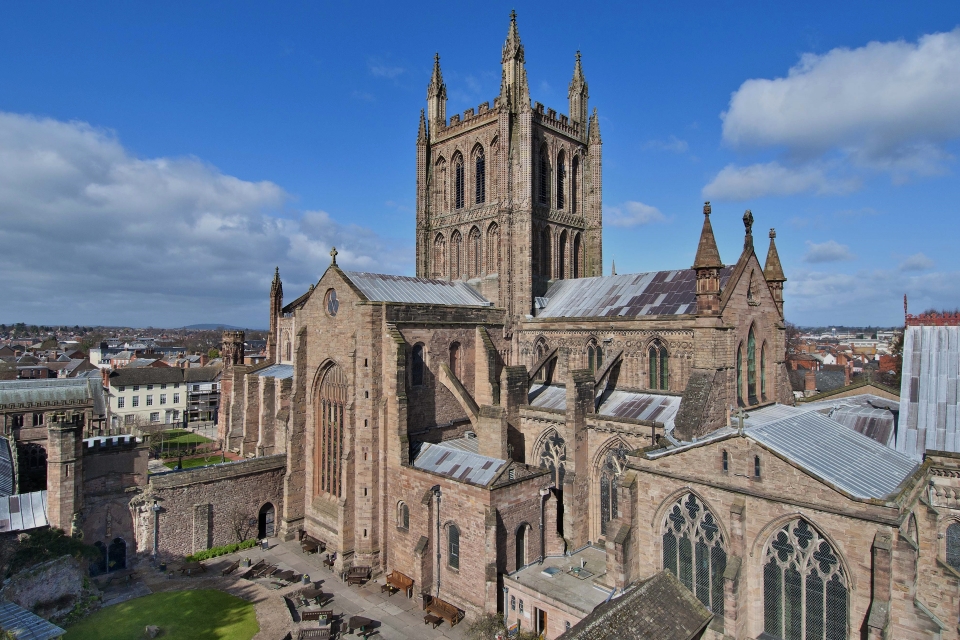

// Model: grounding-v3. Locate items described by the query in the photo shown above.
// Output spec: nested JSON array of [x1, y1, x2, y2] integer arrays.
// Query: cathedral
[[210, 13, 960, 640]]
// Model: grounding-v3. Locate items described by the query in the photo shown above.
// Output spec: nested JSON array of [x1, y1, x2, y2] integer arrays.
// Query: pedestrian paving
[[242, 537, 472, 639]]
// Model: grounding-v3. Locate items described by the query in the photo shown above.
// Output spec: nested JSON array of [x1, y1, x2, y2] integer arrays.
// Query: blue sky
[[0, 1, 958, 328]]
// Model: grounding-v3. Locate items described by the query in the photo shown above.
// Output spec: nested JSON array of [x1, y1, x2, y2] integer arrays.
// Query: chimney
[[200, 354, 208, 366], [845, 362, 852, 386], [804, 370, 816, 396], [100, 367, 110, 389]]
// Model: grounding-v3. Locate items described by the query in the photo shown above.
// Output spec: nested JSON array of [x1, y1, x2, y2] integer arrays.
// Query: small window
[[32, 413, 43, 426], [150, 412, 160, 423], [364, 358, 368, 367], [364, 390, 369, 399], [133, 385, 140, 391], [160, 394, 166, 405], [117, 397, 125, 409], [722, 450, 728, 472], [565, 621, 571, 631], [519, 599, 524, 615], [119, 386, 125, 392], [147, 384, 154, 390], [412, 344, 425, 386], [146, 395, 153, 406], [754, 455, 761, 478], [364, 419, 368, 428], [161, 383, 166, 390], [132, 396, 139, 408], [511, 595, 516, 611], [174, 382, 179, 389], [193, 385, 200, 392], [398, 502, 410, 530], [363, 487, 368, 497], [448, 525, 460, 570]]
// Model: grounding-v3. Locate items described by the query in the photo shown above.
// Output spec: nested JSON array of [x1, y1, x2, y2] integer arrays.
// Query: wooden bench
[[241, 559, 264, 579], [301, 609, 334, 623], [221, 559, 240, 576], [384, 570, 414, 598], [344, 565, 371, 586], [297, 629, 330, 640], [423, 613, 443, 629], [423, 594, 463, 627], [300, 535, 325, 555], [322, 555, 336, 570]]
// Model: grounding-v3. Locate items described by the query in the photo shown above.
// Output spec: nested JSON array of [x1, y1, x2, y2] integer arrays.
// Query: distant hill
[[182, 323, 247, 330]]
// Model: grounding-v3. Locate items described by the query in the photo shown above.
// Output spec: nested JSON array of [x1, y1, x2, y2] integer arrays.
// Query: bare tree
[[230, 508, 255, 542]]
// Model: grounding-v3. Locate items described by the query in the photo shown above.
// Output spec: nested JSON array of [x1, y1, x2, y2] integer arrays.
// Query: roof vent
[[464, 431, 477, 439]]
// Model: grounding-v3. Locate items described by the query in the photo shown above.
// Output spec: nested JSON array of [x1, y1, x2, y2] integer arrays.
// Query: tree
[[229, 508, 256, 542], [784, 321, 803, 355], [208, 348, 220, 359]]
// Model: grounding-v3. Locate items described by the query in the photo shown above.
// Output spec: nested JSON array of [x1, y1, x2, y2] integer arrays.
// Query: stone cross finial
[[734, 408, 748, 435], [769, 228, 776, 239], [330, 247, 338, 266], [703, 201, 711, 216]]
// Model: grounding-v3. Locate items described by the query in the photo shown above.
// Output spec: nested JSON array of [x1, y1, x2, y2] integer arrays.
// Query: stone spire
[[268, 266, 283, 362], [500, 10, 529, 112], [426, 53, 446, 136], [692, 202, 722, 269], [611, 259, 617, 276], [764, 228, 786, 317], [417, 109, 427, 144], [588, 107, 601, 143], [568, 51, 589, 132]]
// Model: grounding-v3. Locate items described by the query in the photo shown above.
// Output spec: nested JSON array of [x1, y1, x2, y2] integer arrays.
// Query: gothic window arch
[[490, 136, 500, 200], [450, 230, 463, 279], [447, 524, 461, 570], [587, 340, 603, 374], [556, 149, 566, 209], [662, 493, 726, 615], [486, 222, 500, 275], [432, 233, 446, 279], [315, 363, 347, 498], [397, 501, 409, 530], [748, 326, 758, 403], [736, 344, 744, 406], [453, 153, 465, 209], [571, 156, 580, 214], [538, 144, 550, 206], [449, 342, 462, 379], [763, 518, 847, 640], [573, 232, 582, 278], [946, 521, 960, 570], [558, 229, 568, 279], [474, 145, 485, 204], [598, 441, 629, 536], [435, 157, 448, 212], [534, 338, 549, 382], [540, 227, 552, 278], [649, 340, 669, 390], [537, 430, 566, 485], [468, 226, 481, 278], [516, 523, 531, 569], [760, 341, 768, 400], [411, 343, 425, 387]]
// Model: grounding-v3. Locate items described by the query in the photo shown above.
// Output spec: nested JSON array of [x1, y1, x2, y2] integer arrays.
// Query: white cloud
[[803, 240, 855, 263], [0, 112, 410, 327], [606, 201, 666, 227], [899, 252, 935, 271], [721, 28, 960, 176], [702, 162, 859, 200], [643, 135, 688, 153], [368, 58, 405, 79]]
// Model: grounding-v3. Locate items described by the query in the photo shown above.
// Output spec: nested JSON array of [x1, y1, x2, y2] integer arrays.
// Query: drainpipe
[[538, 486, 552, 564], [432, 485, 442, 598]]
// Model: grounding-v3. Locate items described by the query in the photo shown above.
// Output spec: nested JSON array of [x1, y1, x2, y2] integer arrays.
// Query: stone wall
[[2, 555, 83, 617], [147, 455, 285, 559]]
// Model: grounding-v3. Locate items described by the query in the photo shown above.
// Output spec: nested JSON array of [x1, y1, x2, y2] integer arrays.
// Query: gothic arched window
[[449, 342, 462, 379], [454, 154, 465, 209], [662, 493, 726, 615], [448, 524, 460, 570], [538, 430, 566, 485], [316, 364, 347, 498], [572, 156, 580, 214], [737, 345, 744, 405], [435, 157, 447, 212], [516, 524, 529, 569], [534, 339, 549, 382], [556, 150, 566, 209], [468, 227, 481, 278], [763, 518, 847, 640], [599, 443, 629, 536], [540, 227, 552, 278], [587, 345, 595, 373], [451, 230, 463, 278], [649, 341, 669, 391], [558, 230, 567, 279], [397, 502, 409, 530], [538, 145, 549, 206], [573, 233, 582, 278], [946, 522, 960, 570], [433, 233, 446, 279], [475, 148, 485, 204], [760, 343, 767, 400], [411, 344, 425, 387], [748, 327, 757, 403], [486, 222, 500, 275]]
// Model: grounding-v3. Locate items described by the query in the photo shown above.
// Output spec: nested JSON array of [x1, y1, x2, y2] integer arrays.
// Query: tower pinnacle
[[692, 202, 722, 269], [500, 11, 529, 111], [426, 53, 447, 136], [569, 50, 589, 131]]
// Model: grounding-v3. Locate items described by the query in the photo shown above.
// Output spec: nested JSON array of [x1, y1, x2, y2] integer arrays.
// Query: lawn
[[65, 589, 258, 640], [163, 455, 224, 470], [159, 429, 213, 446]]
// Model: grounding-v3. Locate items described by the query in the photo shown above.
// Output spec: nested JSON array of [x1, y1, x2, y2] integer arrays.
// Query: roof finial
[[743, 209, 754, 251], [769, 228, 776, 239], [693, 202, 722, 270], [703, 201, 711, 216], [611, 258, 617, 276], [330, 246, 338, 266]]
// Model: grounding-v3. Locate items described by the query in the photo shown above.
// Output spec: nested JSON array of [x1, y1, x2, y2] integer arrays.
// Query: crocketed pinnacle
[[569, 50, 587, 95], [692, 202, 722, 269], [417, 109, 427, 143], [427, 53, 445, 99], [588, 108, 601, 142], [764, 228, 786, 282], [502, 9, 524, 63]]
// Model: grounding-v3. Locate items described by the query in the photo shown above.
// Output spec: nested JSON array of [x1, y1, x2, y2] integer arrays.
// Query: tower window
[[722, 450, 728, 472], [454, 157, 465, 209], [538, 146, 549, 206], [754, 455, 761, 478], [747, 327, 757, 404], [648, 341, 669, 391], [572, 156, 580, 214], [448, 524, 460, 570], [411, 344, 425, 386], [556, 151, 566, 209], [475, 149, 485, 204]]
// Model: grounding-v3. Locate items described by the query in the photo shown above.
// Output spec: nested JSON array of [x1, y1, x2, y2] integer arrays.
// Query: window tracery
[[748, 327, 757, 403], [475, 148, 485, 204], [537, 430, 566, 485], [316, 364, 347, 498], [448, 524, 460, 569], [538, 145, 549, 206], [454, 154, 465, 209], [468, 227, 481, 278], [451, 230, 463, 278], [486, 222, 500, 275], [599, 442, 629, 536], [556, 150, 566, 209], [662, 493, 726, 615], [649, 340, 669, 390]]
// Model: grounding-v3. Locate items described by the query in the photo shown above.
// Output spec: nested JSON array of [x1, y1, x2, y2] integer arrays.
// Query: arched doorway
[[108, 538, 126, 572], [516, 525, 529, 570], [258, 503, 276, 539]]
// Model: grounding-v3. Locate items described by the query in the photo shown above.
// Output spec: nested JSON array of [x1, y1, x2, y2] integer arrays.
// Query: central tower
[[415, 11, 603, 323]]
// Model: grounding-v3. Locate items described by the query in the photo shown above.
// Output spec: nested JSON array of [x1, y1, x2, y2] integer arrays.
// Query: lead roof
[[411, 438, 505, 486], [342, 271, 493, 306]]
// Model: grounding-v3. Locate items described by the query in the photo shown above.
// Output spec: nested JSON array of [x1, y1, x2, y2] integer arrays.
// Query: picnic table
[[299, 587, 325, 604], [348, 615, 374, 634], [180, 561, 206, 575]]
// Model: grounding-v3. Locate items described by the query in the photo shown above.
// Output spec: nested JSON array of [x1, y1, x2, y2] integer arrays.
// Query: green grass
[[163, 455, 223, 470], [159, 430, 213, 446], [65, 589, 258, 640]]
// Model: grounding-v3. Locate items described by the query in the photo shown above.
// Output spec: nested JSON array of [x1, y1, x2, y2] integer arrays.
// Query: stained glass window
[[662, 493, 726, 615], [475, 150, 485, 204]]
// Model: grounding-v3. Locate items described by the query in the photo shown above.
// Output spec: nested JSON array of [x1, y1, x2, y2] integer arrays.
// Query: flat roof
[[505, 546, 612, 615]]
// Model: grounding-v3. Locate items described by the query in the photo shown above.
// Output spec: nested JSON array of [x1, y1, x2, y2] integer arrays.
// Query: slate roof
[[747, 411, 917, 499], [342, 271, 493, 306], [897, 324, 960, 459], [0, 379, 106, 415], [109, 365, 220, 387], [411, 439, 505, 486], [0, 599, 65, 640], [536, 267, 733, 319], [557, 570, 712, 640], [255, 363, 294, 380], [0, 491, 49, 533]]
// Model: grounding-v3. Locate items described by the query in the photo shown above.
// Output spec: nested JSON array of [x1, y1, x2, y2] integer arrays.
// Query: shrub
[[185, 539, 257, 562], [8, 528, 100, 576]]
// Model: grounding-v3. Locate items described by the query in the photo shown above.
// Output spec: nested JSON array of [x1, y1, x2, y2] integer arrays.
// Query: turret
[[764, 228, 787, 317], [568, 51, 589, 135], [268, 267, 282, 362], [427, 53, 446, 137], [693, 202, 723, 316], [499, 10, 529, 113]]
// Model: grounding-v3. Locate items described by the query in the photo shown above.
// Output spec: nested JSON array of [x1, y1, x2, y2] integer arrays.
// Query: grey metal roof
[[528, 383, 566, 410], [801, 395, 898, 447], [0, 438, 13, 497], [536, 266, 733, 319], [342, 271, 493, 306], [0, 599, 65, 640], [529, 384, 680, 428], [256, 363, 294, 380], [0, 491, 49, 533], [0, 379, 105, 415], [412, 439, 504, 486], [897, 325, 960, 460], [748, 412, 918, 500]]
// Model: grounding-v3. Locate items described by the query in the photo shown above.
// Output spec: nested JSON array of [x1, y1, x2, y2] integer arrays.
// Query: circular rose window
[[324, 288, 339, 317]]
